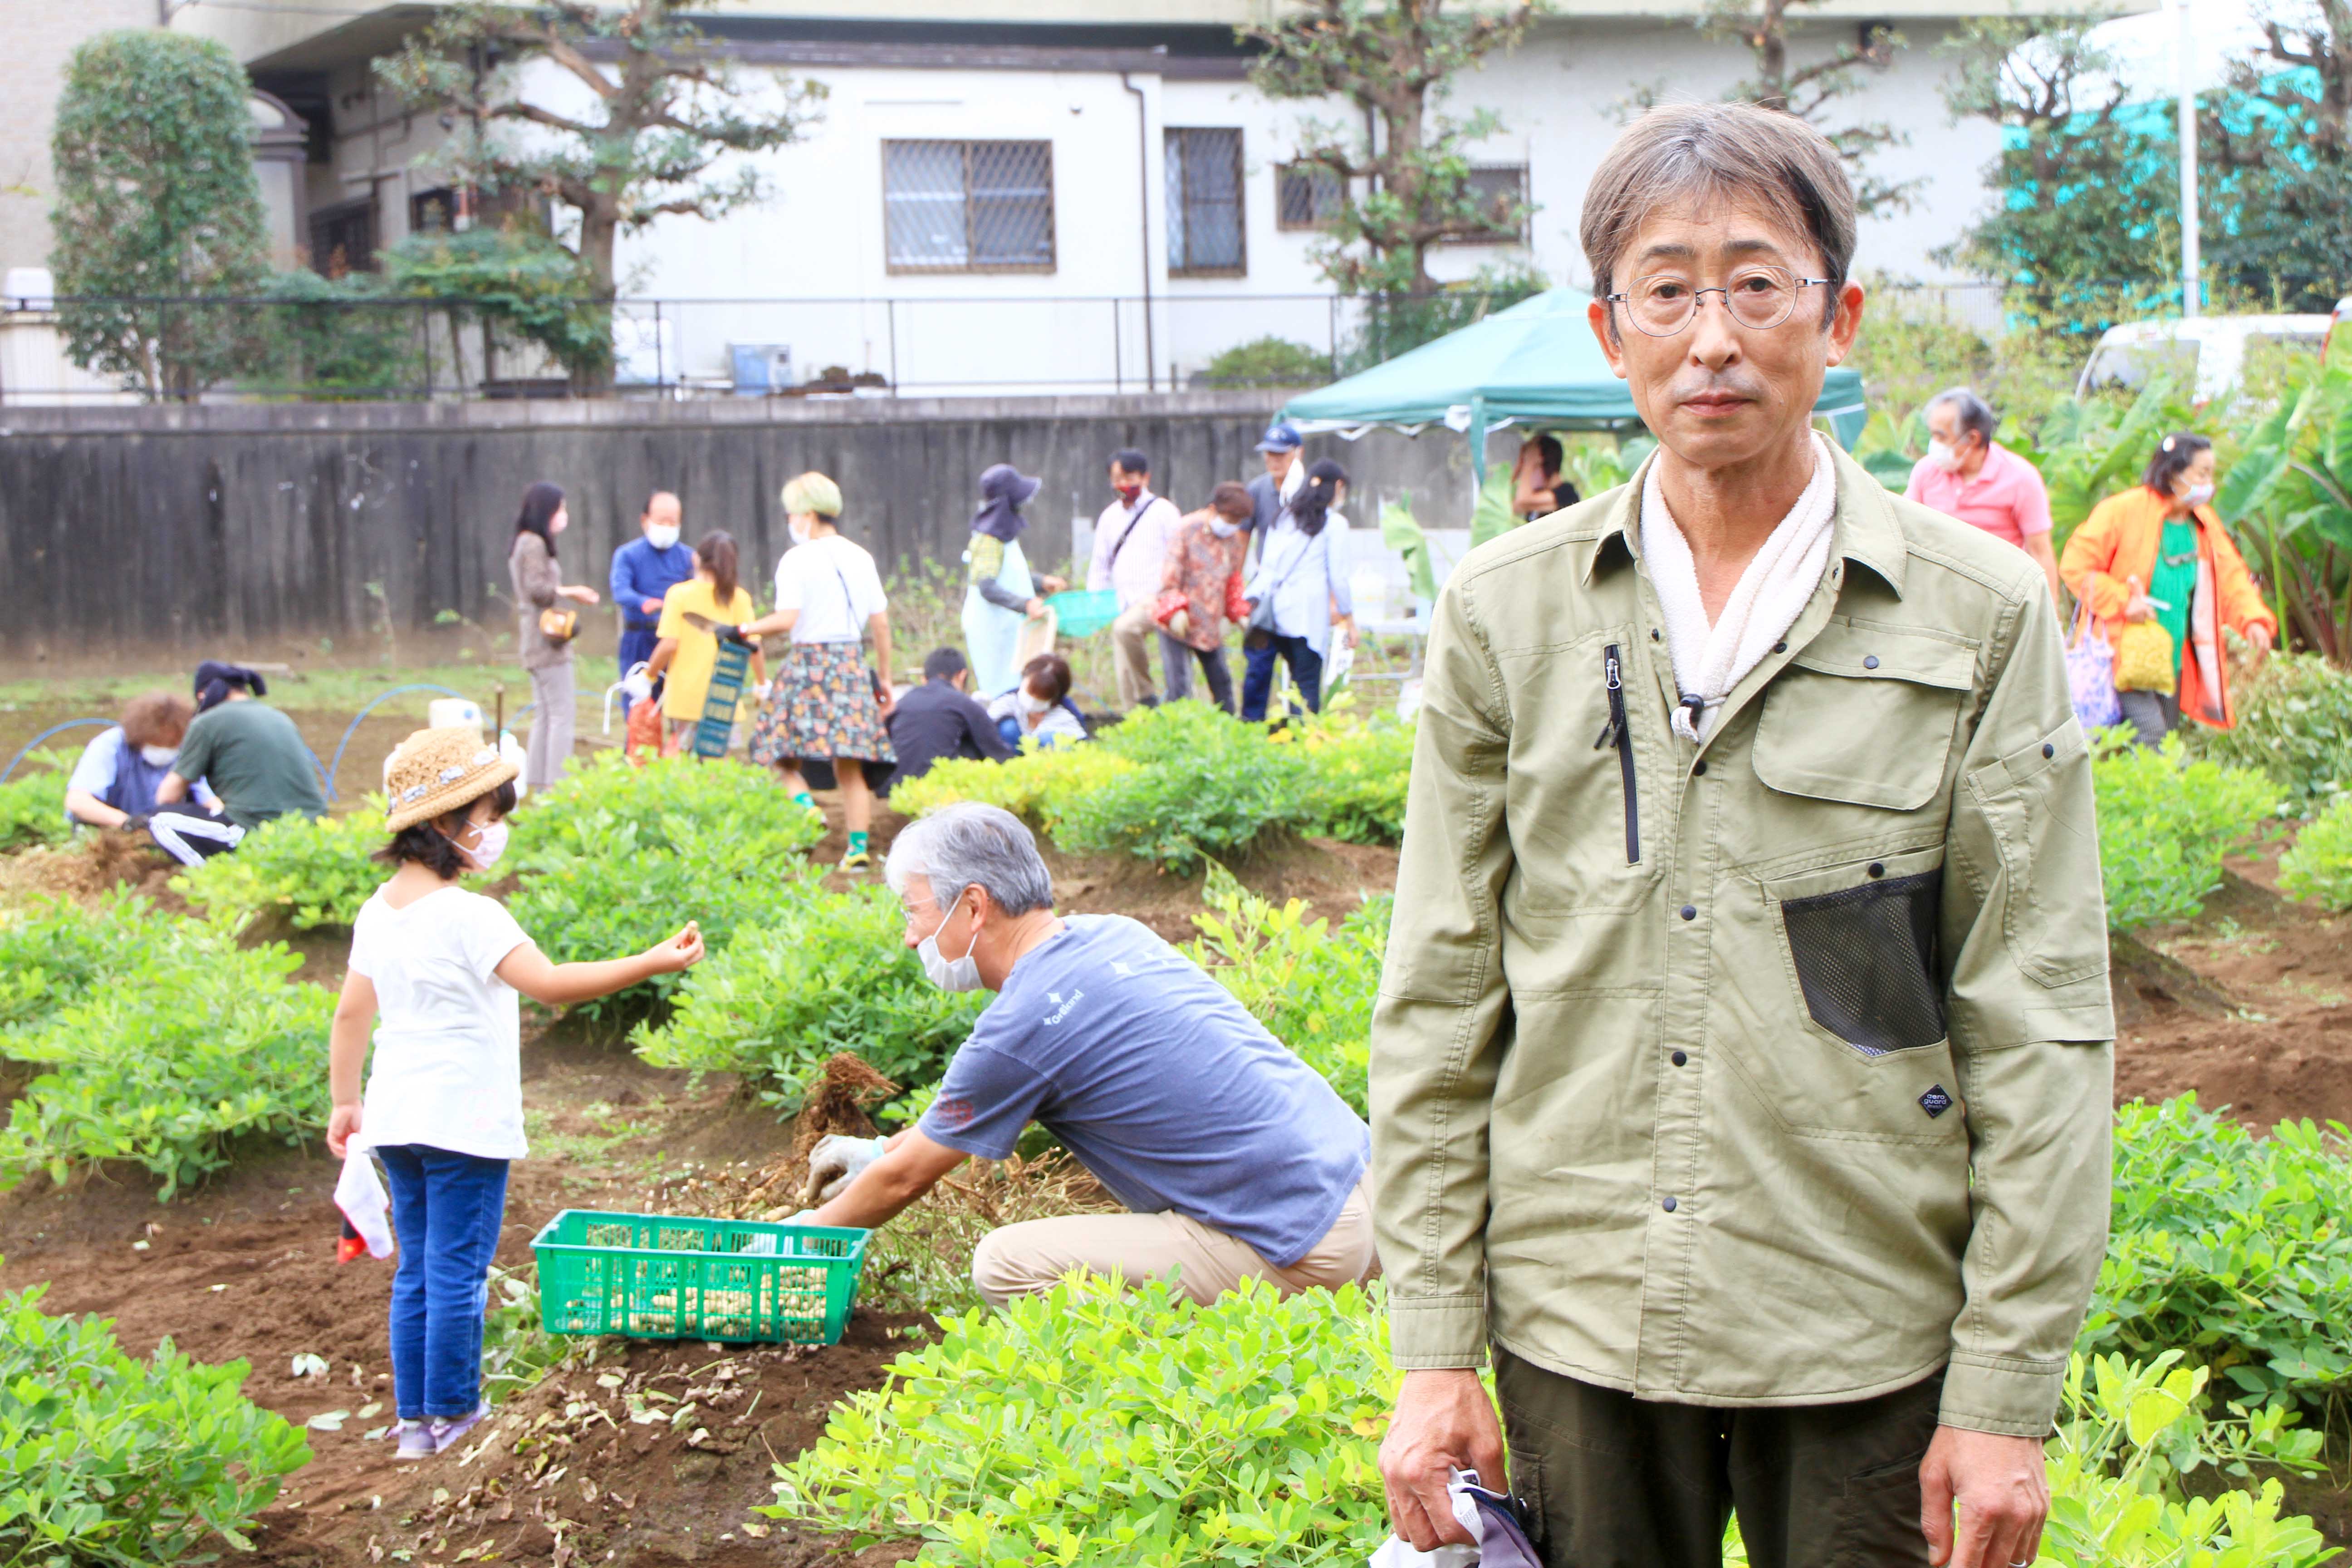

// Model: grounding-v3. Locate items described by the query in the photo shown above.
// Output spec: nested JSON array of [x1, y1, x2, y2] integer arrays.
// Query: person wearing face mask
[[329, 725, 703, 1463], [1156, 481, 1256, 712], [63, 690, 222, 844], [1905, 388, 2062, 606], [1091, 449, 1189, 709], [962, 463, 1066, 699], [608, 490, 695, 715], [797, 802, 1375, 1308], [988, 653, 1088, 749], [508, 481, 604, 791], [2063, 431, 2277, 744]]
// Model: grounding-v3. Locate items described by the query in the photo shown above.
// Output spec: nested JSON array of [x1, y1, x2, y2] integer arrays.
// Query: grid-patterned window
[[1275, 162, 1344, 230], [1166, 127, 1245, 276], [883, 140, 1055, 272], [1442, 163, 1530, 245], [308, 198, 377, 275]]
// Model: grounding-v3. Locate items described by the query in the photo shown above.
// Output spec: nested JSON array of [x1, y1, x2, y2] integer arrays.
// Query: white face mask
[[458, 819, 509, 872], [139, 744, 179, 767], [1927, 438, 1963, 474], [916, 902, 984, 992], [645, 523, 680, 550], [1019, 690, 1052, 715], [1209, 519, 1240, 539], [789, 519, 812, 546], [2181, 481, 2215, 507]]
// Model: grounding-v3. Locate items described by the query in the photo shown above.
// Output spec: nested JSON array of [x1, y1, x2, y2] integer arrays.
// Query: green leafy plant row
[[172, 799, 389, 930], [2092, 733, 2280, 931], [2185, 653, 2352, 816], [634, 884, 985, 1113], [0, 752, 72, 853], [0, 895, 334, 1197], [2278, 792, 2352, 910], [0, 1283, 310, 1567]]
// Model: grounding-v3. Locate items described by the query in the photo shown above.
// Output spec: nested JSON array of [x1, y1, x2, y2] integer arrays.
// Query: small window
[[410, 186, 459, 234], [1166, 127, 1245, 276], [1276, 162, 1344, 230], [1440, 164, 1529, 245], [308, 198, 377, 275], [884, 140, 1055, 273]]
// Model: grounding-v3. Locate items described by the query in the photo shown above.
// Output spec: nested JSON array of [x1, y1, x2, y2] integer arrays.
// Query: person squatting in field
[[325, 725, 703, 1462], [1371, 100, 2113, 1568], [795, 801, 1379, 1305]]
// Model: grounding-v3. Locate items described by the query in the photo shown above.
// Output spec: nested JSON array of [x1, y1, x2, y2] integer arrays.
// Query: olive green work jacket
[[1369, 443, 2115, 1438]]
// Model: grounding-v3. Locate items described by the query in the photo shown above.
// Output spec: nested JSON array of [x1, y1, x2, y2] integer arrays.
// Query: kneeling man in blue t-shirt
[[799, 801, 1375, 1305]]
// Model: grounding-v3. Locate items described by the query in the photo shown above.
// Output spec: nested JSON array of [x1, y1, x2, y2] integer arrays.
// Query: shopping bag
[[2065, 596, 2122, 729]]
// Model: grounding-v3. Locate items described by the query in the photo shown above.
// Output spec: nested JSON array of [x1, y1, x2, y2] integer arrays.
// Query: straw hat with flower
[[383, 726, 519, 833]]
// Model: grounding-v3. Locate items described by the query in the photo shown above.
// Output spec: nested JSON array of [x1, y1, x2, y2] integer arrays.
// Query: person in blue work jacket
[[608, 490, 695, 713]]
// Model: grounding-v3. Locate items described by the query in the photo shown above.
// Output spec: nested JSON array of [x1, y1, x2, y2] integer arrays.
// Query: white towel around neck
[[1641, 433, 1838, 742]]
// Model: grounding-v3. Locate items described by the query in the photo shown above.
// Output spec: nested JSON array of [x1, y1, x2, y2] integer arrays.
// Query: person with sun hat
[[326, 726, 705, 1464]]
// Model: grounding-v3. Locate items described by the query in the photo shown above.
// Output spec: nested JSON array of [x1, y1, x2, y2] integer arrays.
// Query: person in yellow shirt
[[646, 533, 764, 752]]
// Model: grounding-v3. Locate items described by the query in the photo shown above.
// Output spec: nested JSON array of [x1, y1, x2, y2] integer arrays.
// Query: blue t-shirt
[[916, 915, 1369, 1268]]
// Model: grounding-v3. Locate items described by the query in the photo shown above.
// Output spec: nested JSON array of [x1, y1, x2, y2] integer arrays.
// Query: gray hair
[[885, 802, 1054, 916], [1927, 387, 1996, 448], [1581, 102, 1856, 330]]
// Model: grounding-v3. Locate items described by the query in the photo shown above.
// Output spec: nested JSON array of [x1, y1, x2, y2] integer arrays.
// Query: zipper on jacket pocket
[[1592, 642, 1641, 864]]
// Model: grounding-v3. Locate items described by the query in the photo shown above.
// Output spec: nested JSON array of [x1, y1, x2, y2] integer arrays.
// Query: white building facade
[[174, 0, 2127, 396]]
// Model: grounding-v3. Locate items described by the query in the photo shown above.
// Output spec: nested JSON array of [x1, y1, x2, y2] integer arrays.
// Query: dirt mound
[[0, 830, 188, 911]]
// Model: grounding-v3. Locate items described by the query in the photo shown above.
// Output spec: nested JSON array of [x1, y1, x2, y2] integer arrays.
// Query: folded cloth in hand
[[1367, 1470, 1541, 1568]]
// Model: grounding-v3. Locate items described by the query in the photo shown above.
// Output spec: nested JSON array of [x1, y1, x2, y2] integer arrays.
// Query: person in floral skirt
[[736, 472, 897, 870], [1158, 481, 1255, 712]]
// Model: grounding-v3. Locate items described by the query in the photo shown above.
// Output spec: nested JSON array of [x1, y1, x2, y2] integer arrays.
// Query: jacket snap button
[[1661, 1196, 1679, 1213], [1671, 1050, 1689, 1067], [1692, 760, 1708, 776], [1680, 905, 1697, 921], [1651, 628, 1661, 640], [1867, 862, 1885, 878], [2043, 743, 2056, 759], [1862, 654, 1880, 670], [1773, 640, 1787, 653]]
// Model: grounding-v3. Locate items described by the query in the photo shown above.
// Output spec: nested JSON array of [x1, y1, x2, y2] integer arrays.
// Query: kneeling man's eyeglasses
[[1606, 266, 1834, 336]]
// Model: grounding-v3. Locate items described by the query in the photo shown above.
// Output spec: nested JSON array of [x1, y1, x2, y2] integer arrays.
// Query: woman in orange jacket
[[2060, 432, 2276, 742]]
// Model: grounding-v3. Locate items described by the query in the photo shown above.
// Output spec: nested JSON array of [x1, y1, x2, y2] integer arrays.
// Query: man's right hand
[[1378, 1368, 1508, 1550], [641, 598, 663, 615]]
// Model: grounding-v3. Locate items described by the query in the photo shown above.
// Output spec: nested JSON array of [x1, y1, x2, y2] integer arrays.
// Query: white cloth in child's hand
[[336, 1149, 394, 1259]]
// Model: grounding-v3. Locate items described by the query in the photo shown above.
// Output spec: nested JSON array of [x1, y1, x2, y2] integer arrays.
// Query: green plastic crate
[[530, 1209, 868, 1345], [1045, 589, 1119, 638]]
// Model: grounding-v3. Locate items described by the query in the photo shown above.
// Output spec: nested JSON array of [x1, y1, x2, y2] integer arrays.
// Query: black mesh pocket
[[1778, 870, 1946, 1055]]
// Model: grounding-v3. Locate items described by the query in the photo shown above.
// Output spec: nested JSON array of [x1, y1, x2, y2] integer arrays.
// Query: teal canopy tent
[[1281, 288, 1870, 487]]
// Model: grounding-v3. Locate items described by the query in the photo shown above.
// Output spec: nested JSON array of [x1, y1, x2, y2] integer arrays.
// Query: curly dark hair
[[374, 781, 518, 878]]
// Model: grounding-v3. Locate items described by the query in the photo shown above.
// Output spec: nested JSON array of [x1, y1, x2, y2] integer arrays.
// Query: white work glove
[[621, 669, 654, 703], [806, 1134, 887, 1203]]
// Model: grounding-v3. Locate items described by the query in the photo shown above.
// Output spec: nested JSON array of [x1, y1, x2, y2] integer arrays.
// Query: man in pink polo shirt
[[1906, 387, 2062, 605]]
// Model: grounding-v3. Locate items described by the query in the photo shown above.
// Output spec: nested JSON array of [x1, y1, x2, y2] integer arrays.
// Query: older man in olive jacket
[[1371, 104, 2113, 1568]]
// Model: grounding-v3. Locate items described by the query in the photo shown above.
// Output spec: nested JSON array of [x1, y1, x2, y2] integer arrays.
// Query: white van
[[2076, 313, 2333, 404]]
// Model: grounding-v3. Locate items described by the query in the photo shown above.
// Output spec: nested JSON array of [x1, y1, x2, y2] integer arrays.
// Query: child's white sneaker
[[393, 1421, 436, 1461], [429, 1403, 490, 1454]]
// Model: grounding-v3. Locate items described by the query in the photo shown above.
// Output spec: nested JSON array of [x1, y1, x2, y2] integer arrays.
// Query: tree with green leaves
[[49, 30, 272, 401], [377, 0, 823, 387], [1703, 0, 1918, 214], [1244, 0, 1539, 298]]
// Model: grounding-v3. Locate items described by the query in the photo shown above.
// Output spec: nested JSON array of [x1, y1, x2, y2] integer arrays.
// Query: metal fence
[[0, 283, 2039, 406]]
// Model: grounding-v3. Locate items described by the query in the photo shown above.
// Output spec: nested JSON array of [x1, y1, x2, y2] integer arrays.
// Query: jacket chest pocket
[[1504, 632, 1663, 914], [1752, 622, 1977, 814]]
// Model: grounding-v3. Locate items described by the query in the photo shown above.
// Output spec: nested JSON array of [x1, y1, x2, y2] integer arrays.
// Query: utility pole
[[2176, 0, 2201, 317]]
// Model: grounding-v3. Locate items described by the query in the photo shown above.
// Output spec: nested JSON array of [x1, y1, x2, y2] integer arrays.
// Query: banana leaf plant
[[2216, 364, 2352, 665]]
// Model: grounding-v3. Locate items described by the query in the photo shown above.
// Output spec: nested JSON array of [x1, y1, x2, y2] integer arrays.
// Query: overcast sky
[[2091, 0, 2280, 95]]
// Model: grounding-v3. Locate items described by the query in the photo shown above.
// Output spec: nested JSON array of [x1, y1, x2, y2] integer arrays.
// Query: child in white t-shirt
[[326, 727, 702, 1462]]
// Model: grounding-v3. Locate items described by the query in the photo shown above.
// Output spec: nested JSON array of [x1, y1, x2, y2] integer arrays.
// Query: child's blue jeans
[[377, 1144, 510, 1421]]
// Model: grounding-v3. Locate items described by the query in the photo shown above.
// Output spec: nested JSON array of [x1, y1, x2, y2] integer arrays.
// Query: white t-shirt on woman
[[774, 534, 887, 644], [347, 884, 533, 1161]]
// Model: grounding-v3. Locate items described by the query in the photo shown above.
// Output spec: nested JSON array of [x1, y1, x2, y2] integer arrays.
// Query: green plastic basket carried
[[530, 1209, 868, 1346], [1045, 589, 1119, 638]]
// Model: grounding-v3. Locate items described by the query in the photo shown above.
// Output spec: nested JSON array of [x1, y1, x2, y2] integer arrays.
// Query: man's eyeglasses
[[1604, 266, 1834, 337]]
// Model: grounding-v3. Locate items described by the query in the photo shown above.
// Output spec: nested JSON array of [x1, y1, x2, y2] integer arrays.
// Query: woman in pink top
[[1905, 387, 2062, 605]]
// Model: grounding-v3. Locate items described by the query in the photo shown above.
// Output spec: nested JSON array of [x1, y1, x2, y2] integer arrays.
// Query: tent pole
[[1467, 394, 1489, 529]]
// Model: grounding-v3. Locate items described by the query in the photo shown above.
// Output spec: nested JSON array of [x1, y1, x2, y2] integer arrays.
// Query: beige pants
[[1108, 601, 1191, 708], [970, 1173, 1377, 1307]]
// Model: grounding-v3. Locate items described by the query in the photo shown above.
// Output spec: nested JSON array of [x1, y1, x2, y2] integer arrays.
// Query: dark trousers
[[1191, 645, 1235, 713], [1494, 1352, 1942, 1568], [1240, 634, 1322, 722], [2118, 688, 2180, 747], [379, 1144, 510, 1421], [618, 627, 661, 715]]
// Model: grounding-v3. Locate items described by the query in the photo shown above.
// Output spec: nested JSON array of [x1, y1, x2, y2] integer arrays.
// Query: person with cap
[[327, 725, 703, 1463], [1246, 421, 1308, 540], [798, 801, 1376, 1308], [961, 462, 1066, 698], [151, 661, 327, 863], [734, 471, 897, 870], [608, 490, 696, 714], [1089, 448, 1189, 709], [882, 647, 1016, 794], [63, 690, 222, 843]]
